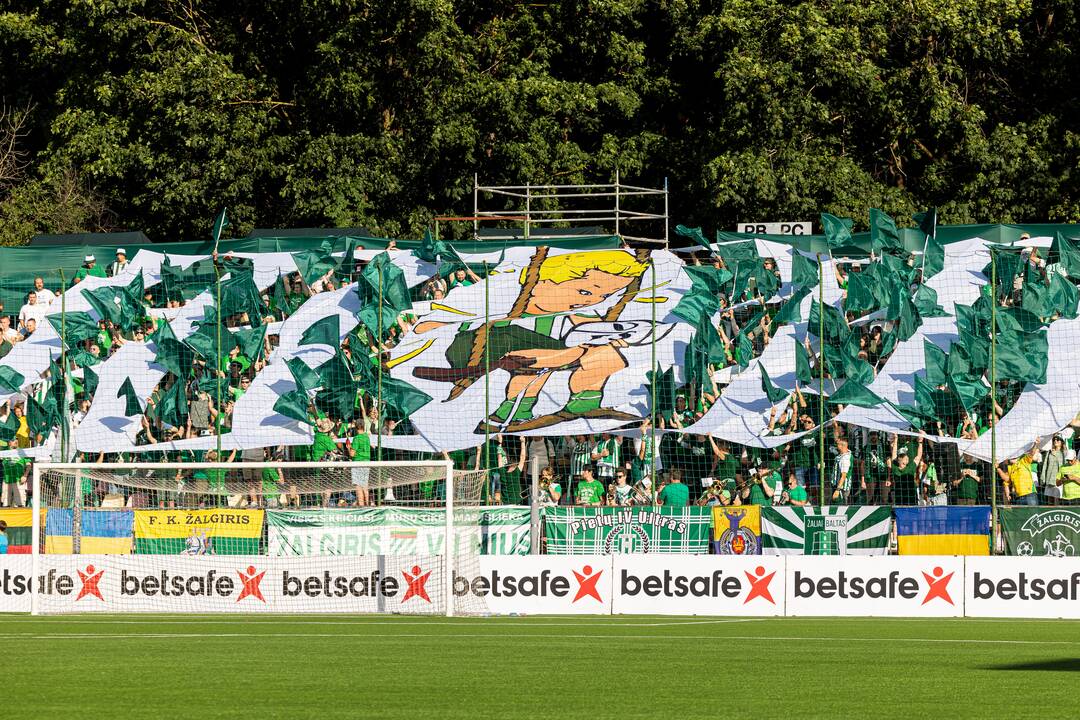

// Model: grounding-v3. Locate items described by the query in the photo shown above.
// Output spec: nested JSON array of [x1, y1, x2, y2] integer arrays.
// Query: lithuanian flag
[[895, 506, 990, 555], [0, 508, 34, 553], [45, 509, 133, 554], [133, 509, 264, 554]]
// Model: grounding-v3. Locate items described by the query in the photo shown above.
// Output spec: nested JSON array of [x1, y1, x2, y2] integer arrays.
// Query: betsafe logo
[[619, 566, 776, 604], [793, 566, 954, 605], [280, 567, 431, 603], [452, 565, 604, 603], [117, 567, 266, 602], [77, 564, 105, 601]]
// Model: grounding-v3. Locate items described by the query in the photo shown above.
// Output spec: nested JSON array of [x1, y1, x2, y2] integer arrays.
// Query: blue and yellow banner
[[895, 506, 990, 555], [45, 509, 133, 554], [711, 506, 761, 554]]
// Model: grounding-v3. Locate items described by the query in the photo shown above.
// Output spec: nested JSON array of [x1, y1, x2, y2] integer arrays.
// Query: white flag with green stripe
[[761, 506, 892, 555]]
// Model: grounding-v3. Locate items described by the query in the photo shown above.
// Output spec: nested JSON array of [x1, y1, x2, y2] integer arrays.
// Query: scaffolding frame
[[473, 171, 669, 247]]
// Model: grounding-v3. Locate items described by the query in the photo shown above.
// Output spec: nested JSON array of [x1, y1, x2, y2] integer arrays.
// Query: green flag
[[26, 396, 54, 437], [759, 365, 789, 404], [152, 320, 195, 379], [790, 252, 819, 288], [844, 271, 879, 314], [47, 311, 100, 347], [676, 225, 717, 258], [380, 376, 432, 420], [417, 229, 449, 264], [733, 330, 754, 368], [774, 286, 812, 325], [684, 265, 734, 295], [81, 285, 128, 328], [298, 314, 341, 348], [1048, 272, 1079, 319], [154, 379, 189, 429], [184, 320, 236, 362], [293, 248, 336, 287], [218, 272, 267, 321], [913, 208, 942, 279], [0, 411, 17, 441], [273, 390, 311, 425], [827, 380, 884, 408], [1050, 232, 1080, 279], [0, 366, 25, 393], [234, 324, 268, 364], [869, 209, 904, 251], [211, 207, 230, 247], [994, 330, 1049, 384], [913, 284, 950, 318], [286, 357, 321, 395], [315, 351, 359, 421], [912, 208, 937, 240], [713, 238, 759, 264], [646, 365, 676, 421], [672, 286, 719, 327], [82, 366, 99, 398], [795, 339, 814, 384], [821, 213, 854, 249], [360, 252, 412, 313], [117, 377, 142, 417], [357, 302, 401, 341], [888, 401, 927, 430], [947, 373, 988, 415], [809, 300, 848, 341], [923, 339, 948, 387]]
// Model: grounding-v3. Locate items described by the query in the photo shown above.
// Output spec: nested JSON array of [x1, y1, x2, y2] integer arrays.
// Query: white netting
[[31, 462, 496, 615]]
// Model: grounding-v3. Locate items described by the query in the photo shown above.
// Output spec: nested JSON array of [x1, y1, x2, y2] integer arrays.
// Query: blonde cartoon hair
[[522, 250, 648, 285]]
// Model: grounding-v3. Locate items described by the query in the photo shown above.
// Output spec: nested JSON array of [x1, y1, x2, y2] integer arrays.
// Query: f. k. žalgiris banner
[[1000, 507, 1080, 557], [543, 507, 711, 554], [266, 507, 530, 556]]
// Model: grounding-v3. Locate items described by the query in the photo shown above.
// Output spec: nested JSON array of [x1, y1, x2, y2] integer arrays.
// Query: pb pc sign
[[737, 222, 811, 235]]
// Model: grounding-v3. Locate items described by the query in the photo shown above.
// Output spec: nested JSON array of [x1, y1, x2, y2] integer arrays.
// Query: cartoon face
[[525, 270, 635, 315]]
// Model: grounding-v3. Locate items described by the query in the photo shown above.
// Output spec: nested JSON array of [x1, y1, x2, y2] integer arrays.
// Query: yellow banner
[[0, 508, 35, 528], [711, 505, 761, 541], [133, 509, 264, 539]]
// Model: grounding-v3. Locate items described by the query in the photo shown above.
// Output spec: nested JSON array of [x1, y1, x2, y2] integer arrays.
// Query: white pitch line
[[0, 632, 1076, 646], [0, 618, 763, 629]]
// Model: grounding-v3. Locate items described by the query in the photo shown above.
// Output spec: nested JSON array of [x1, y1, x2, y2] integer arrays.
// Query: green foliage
[[1, 0, 1079, 246]]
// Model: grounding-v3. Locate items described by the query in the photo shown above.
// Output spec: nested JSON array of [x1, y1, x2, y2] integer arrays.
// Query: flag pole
[[650, 258, 658, 502], [215, 260, 223, 462], [990, 250, 998, 554], [483, 260, 491, 505], [377, 266, 383, 465], [59, 268, 68, 461], [817, 252, 825, 507]]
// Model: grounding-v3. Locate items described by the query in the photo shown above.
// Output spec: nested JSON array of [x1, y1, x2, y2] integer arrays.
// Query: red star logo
[[237, 566, 266, 603], [402, 565, 432, 603], [76, 564, 105, 601], [743, 566, 776, 604], [571, 565, 603, 603], [921, 566, 954, 605]]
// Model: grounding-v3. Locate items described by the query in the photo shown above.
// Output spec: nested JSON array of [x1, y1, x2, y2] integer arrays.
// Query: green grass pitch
[[3, 614, 1077, 718]]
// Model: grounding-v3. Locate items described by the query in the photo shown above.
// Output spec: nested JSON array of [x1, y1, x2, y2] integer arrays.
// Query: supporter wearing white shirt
[[0, 316, 19, 345], [32, 277, 56, 305], [17, 292, 47, 331]]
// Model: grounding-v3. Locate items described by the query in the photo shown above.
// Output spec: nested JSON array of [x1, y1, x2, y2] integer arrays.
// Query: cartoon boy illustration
[[410, 248, 650, 429]]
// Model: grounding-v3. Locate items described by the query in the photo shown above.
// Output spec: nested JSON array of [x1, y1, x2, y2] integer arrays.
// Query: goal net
[[30, 461, 495, 616]]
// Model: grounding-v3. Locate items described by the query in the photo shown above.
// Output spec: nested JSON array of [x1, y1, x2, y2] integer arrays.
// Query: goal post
[[28, 460, 486, 616]]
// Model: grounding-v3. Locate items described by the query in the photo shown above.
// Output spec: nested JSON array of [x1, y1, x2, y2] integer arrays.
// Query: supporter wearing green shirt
[[659, 470, 690, 507], [953, 455, 981, 505], [203, 449, 236, 506], [748, 467, 780, 506], [574, 468, 605, 506], [783, 473, 809, 506], [2, 454, 29, 507], [74, 255, 107, 282]]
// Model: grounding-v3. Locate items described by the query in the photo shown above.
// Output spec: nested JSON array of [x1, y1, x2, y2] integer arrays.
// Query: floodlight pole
[[483, 261, 491, 504], [650, 259, 658, 501]]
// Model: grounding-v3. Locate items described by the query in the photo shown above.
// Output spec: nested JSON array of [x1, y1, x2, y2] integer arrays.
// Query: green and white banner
[[543, 507, 712, 555], [1000, 507, 1080, 557], [266, 506, 530, 557], [761, 506, 892, 555]]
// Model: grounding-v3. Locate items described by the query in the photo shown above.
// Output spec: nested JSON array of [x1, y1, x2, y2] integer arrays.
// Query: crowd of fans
[[1, 242, 1079, 511]]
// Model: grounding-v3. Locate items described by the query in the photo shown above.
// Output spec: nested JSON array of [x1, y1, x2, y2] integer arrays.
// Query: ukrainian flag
[[45, 509, 133, 554], [895, 506, 990, 555]]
